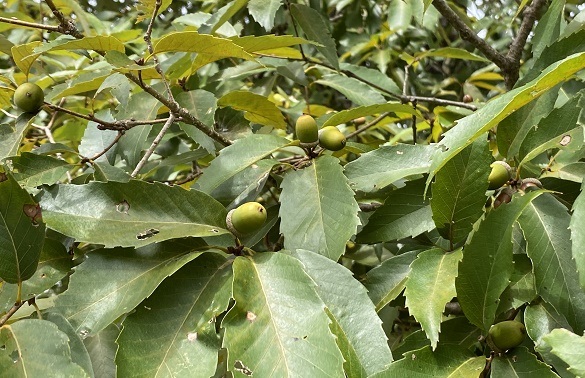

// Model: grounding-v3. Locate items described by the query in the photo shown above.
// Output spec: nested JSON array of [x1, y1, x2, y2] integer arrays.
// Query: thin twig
[[131, 114, 175, 177], [0, 301, 26, 326], [82, 131, 125, 163], [0, 16, 60, 32], [346, 112, 392, 139], [143, 0, 174, 100], [44, 0, 83, 38]]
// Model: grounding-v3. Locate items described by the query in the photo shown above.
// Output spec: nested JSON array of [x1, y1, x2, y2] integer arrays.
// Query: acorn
[[493, 187, 515, 209], [13, 83, 44, 113], [487, 320, 526, 353], [226, 202, 267, 237], [463, 94, 473, 103], [296, 114, 319, 148], [488, 161, 512, 190], [319, 126, 346, 151], [519, 178, 542, 192]]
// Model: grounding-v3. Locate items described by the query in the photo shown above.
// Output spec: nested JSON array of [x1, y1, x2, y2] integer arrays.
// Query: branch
[[44, 0, 84, 38], [0, 300, 26, 326], [131, 114, 175, 177], [0, 16, 60, 32], [346, 112, 392, 139], [505, 0, 549, 87], [432, 0, 509, 69], [81, 131, 125, 163]]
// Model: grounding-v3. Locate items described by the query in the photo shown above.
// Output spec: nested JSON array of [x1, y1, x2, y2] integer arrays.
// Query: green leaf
[[542, 328, 585, 377], [45, 312, 94, 378], [456, 190, 543, 331], [428, 52, 585, 186], [232, 35, 313, 53], [430, 137, 491, 244], [10, 41, 42, 76], [345, 144, 437, 193], [363, 250, 419, 311], [0, 113, 34, 161], [0, 319, 88, 377], [83, 324, 120, 378], [290, 4, 339, 70], [78, 111, 119, 164], [48, 69, 112, 101], [198, 0, 248, 35], [497, 86, 558, 159], [518, 194, 585, 333], [322, 103, 421, 127], [211, 159, 277, 206], [222, 253, 345, 377], [279, 155, 360, 261], [0, 239, 71, 312], [404, 248, 462, 349], [491, 346, 559, 378], [339, 63, 401, 97], [218, 91, 286, 129], [357, 179, 434, 243], [248, 0, 282, 30], [92, 162, 131, 183], [0, 174, 45, 284], [530, 0, 565, 61], [571, 182, 585, 289], [369, 345, 478, 377], [176, 89, 217, 129], [525, 302, 575, 378], [135, 0, 172, 23], [286, 249, 393, 376], [35, 35, 125, 54], [6, 152, 72, 187], [315, 74, 386, 106], [418, 47, 489, 62], [195, 134, 290, 194], [54, 239, 210, 336], [40, 181, 229, 248], [518, 93, 584, 165], [116, 253, 232, 378], [387, 0, 413, 32]]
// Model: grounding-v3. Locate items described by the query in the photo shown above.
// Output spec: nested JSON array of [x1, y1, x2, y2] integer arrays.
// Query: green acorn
[[13, 83, 44, 113], [488, 161, 512, 190], [486, 320, 526, 353], [296, 114, 319, 148], [226, 202, 267, 236], [319, 126, 346, 151]]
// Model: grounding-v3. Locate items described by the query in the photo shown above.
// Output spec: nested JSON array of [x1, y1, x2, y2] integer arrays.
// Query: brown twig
[[0, 301, 26, 326], [0, 16, 60, 32], [81, 131, 125, 163], [44, 0, 84, 38], [131, 114, 176, 177], [346, 112, 392, 139]]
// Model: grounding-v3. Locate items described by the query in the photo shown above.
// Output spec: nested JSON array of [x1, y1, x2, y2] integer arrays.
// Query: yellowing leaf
[[218, 90, 286, 129], [135, 0, 172, 23], [11, 41, 42, 76]]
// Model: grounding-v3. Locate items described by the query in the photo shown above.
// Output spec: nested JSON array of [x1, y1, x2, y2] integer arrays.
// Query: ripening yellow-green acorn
[[319, 126, 346, 151], [226, 202, 267, 236], [296, 114, 318, 144], [488, 161, 511, 190], [13, 83, 44, 113], [487, 320, 526, 352]]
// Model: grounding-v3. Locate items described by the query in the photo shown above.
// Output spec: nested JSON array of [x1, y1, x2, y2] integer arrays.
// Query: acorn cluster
[[487, 161, 543, 209], [295, 115, 346, 152]]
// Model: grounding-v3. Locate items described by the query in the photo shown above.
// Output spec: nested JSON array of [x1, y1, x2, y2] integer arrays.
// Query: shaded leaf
[[222, 253, 345, 377], [519, 194, 585, 333], [0, 239, 72, 312], [345, 144, 437, 193], [7, 152, 72, 187], [0, 174, 45, 284], [456, 191, 543, 331], [290, 4, 339, 70], [363, 250, 419, 311], [0, 319, 88, 377], [117, 253, 232, 378], [571, 181, 585, 289], [78, 111, 119, 164], [542, 328, 585, 377], [248, 0, 282, 30], [218, 91, 286, 129], [417, 47, 489, 62], [405, 248, 462, 349], [491, 346, 558, 378], [340, 63, 401, 97], [279, 155, 360, 261], [323, 103, 421, 127], [0, 113, 35, 161], [84, 324, 120, 378], [315, 74, 386, 106], [357, 179, 434, 243], [430, 137, 491, 244], [195, 134, 290, 193], [45, 312, 94, 378], [369, 345, 478, 377], [54, 239, 210, 336], [40, 180, 229, 248], [287, 249, 393, 376]]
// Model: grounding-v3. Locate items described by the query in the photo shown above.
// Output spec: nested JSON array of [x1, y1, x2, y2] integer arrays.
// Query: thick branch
[[432, 0, 509, 69]]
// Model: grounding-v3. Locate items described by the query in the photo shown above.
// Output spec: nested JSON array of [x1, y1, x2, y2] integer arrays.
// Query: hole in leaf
[[234, 360, 253, 376], [136, 228, 159, 240], [116, 200, 130, 214]]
